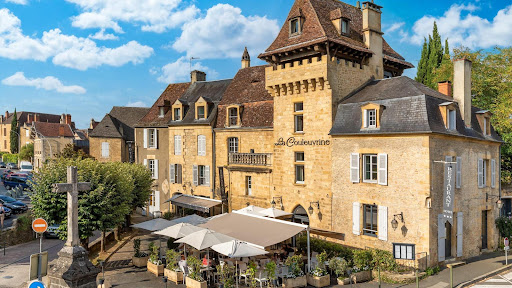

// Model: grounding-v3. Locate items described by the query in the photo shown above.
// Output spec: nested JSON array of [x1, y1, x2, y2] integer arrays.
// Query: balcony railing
[[229, 153, 272, 166]]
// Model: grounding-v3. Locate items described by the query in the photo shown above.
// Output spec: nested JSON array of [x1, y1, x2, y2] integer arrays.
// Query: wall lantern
[[486, 193, 503, 209], [391, 212, 404, 230], [271, 196, 284, 210], [308, 201, 320, 214]]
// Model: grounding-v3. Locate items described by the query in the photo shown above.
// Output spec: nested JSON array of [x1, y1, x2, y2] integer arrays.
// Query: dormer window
[[159, 107, 165, 118], [341, 19, 349, 34], [447, 109, 456, 131], [173, 107, 181, 121], [476, 110, 492, 136], [361, 103, 382, 130], [197, 106, 206, 119], [289, 17, 301, 36], [483, 117, 489, 135], [365, 109, 377, 128], [226, 105, 241, 127]]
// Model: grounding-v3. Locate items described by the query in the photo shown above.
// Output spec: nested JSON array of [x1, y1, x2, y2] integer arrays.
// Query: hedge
[[296, 235, 354, 262], [2, 153, 18, 164]]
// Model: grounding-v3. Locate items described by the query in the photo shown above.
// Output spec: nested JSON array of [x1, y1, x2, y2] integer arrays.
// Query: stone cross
[[52, 166, 91, 247]]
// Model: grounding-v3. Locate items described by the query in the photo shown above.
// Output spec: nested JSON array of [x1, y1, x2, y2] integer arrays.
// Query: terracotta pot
[[307, 274, 330, 287], [132, 256, 149, 268], [165, 268, 184, 284], [282, 276, 307, 288], [186, 276, 207, 288], [147, 261, 164, 276]]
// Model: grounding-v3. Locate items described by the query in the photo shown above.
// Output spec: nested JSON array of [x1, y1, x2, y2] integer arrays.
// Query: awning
[[199, 211, 307, 248], [167, 194, 222, 213]]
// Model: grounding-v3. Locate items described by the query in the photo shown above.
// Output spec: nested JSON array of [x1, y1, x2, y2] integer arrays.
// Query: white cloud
[[172, 4, 279, 59], [157, 56, 218, 84], [5, 0, 28, 5], [385, 22, 405, 34], [126, 101, 147, 107], [89, 29, 118, 40], [0, 8, 153, 70], [67, 0, 199, 33], [407, 4, 512, 49], [2, 72, 86, 94]]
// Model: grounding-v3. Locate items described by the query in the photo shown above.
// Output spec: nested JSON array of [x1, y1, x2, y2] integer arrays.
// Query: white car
[[19, 161, 33, 173]]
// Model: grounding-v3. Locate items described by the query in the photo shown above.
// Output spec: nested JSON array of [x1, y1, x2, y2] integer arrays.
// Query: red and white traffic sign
[[505, 237, 509, 247], [32, 218, 48, 234]]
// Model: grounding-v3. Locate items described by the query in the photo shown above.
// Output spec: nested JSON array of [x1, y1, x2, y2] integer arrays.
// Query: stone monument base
[[48, 246, 100, 288]]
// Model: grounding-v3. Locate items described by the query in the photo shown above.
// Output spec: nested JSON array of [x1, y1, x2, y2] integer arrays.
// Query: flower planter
[[186, 276, 207, 288], [337, 271, 372, 285], [165, 268, 183, 284], [337, 278, 346, 285], [282, 276, 307, 288], [147, 261, 164, 276], [132, 256, 149, 268], [307, 274, 330, 287]]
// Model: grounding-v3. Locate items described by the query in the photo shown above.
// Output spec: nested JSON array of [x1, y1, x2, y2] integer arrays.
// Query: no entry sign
[[32, 218, 48, 234]]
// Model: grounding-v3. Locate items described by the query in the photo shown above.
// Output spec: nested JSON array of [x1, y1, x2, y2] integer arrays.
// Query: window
[[478, 158, 488, 188], [199, 165, 207, 185], [294, 102, 304, 133], [246, 176, 252, 196], [174, 135, 182, 155], [363, 204, 378, 237], [341, 19, 349, 34], [193, 165, 210, 186], [447, 109, 456, 131], [148, 159, 157, 179], [197, 106, 206, 119], [363, 154, 378, 183], [290, 18, 300, 35], [228, 137, 239, 154], [170, 164, 182, 184], [148, 129, 157, 148], [393, 244, 415, 260], [159, 107, 165, 118], [483, 117, 489, 135], [365, 109, 377, 128], [229, 108, 238, 127], [25, 129, 29, 137], [174, 108, 181, 121], [295, 152, 305, 184], [101, 142, 109, 158], [149, 191, 155, 206]]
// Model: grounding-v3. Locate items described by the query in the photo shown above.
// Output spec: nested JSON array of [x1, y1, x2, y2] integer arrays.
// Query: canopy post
[[307, 226, 311, 273]]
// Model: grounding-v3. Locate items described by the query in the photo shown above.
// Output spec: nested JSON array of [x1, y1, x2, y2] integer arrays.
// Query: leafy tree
[[19, 143, 34, 161], [10, 109, 18, 154], [57, 144, 92, 159], [415, 38, 429, 84], [426, 22, 444, 88]]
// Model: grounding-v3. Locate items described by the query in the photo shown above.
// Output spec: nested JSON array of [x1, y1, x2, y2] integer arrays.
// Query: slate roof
[[259, 0, 413, 68], [90, 107, 149, 141], [216, 66, 273, 129], [33, 122, 74, 138], [2, 111, 61, 126], [137, 82, 191, 127], [331, 76, 502, 142]]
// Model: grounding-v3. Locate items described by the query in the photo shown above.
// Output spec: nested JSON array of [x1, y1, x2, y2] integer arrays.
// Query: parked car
[[44, 224, 60, 238], [6, 163, 17, 169], [4, 175, 30, 190], [0, 170, 11, 181], [2, 206, 12, 218], [0, 162, 6, 168], [0, 195, 28, 214], [19, 161, 33, 173]]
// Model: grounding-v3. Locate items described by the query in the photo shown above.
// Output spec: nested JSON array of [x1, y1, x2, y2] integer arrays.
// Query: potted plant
[[283, 255, 307, 288], [164, 249, 183, 283], [246, 261, 258, 288], [147, 242, 164, 276], [307, 252, 330, 287], [349, 250, 373, 283], [265, 260, 278, 287], [216, 263, 235, 288], [329, 257, 349, 285], [132, 238, 149, 268], [185, 256, 207, 288]]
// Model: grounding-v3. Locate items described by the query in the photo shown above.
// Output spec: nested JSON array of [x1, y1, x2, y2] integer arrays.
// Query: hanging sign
[[443, 162, 455, 224]]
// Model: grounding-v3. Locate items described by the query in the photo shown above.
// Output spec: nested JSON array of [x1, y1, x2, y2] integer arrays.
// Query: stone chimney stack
[[190, 70, 206, 84], [60, 113, 65, 124], [27, 114, 33, 124], [5, 111, 8, 119], [65, 114, 72, 125], [453, 59, 472, 128], [34, 113, 39, 122], [242, 47, 251, 69], [362, 1, 384, 79], [438, 81, 452, 97]]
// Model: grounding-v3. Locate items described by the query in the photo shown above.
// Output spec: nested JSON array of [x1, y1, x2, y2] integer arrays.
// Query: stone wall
[[89, 137, 124, 163], [0, 123, 11, 152], [34, 137, 74, 169]]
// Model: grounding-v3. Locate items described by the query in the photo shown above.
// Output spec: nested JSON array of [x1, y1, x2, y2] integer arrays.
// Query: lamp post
[[162, 276, 168, 288]]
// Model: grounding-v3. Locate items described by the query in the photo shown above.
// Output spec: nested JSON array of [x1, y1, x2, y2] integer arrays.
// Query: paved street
[[473, 271, 512, 288]]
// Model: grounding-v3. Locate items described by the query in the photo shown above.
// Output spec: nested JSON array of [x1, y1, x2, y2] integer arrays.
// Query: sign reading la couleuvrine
[[274, 137, 330, 147], [443, 162, 455, 224]]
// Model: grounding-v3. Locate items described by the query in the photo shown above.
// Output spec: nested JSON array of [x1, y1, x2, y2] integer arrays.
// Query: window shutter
[[457, 212, 463, 257], [377, 153, 388, 186], [143, 129, 148, 148], [363, 110, 367, 128], [170, 164, 175, 184], [178, 165, 182, 184], [193, 165, 198, 186], [198, 135, 206, 156], [202, 136, 206, 156], [178, 136, 182, 155], [378, 206, 388, 241], [154, 191, 160, 211], [353, 202, 360, 235], [175, 135, 182, 155], [154, 129, 158, 149], [478, 158, 483, 188], [491, 159, 496, 188], [143, 159, 147, 167], [154, 160, 159, 180], [205, 166, 210, 186], [350, 153, 360, 183], [438, 214, 446, 262], [456, 157, 462, 189]]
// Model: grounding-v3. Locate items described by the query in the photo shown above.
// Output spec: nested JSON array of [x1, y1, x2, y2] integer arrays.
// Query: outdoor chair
[[255, 270, 269, 288], [242, 257, 249, 263], [238, 262, 249, 284], [180, 265, 189, 284]]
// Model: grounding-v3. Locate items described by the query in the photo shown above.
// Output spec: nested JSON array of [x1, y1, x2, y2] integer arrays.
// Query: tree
[[415, 38, 429, 84], [19, 143, 34, 161], [10, 109, 18, 154], [426, 22, 444, 88], [57, 144, 92, 159]]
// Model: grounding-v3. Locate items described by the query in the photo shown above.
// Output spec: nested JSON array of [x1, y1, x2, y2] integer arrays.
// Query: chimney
[[89, 118, 96, 129], [453, 59, 472, 128], [59, 125, 65, 136], [356, 1, 361, 9], [60, 113, 65, 124], [5, 111, 8, 119], [27, 114, 33, 124], [362, 1, 384, 79], [190, 70, 206, 84], [242, 47, 251, 69], [438, 81, 452, 97], [34, 113, 39, 122], [65, 114, 72, 125]]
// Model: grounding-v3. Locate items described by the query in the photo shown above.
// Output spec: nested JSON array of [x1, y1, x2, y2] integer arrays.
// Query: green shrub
[[425, 266, 441, 276], [162, 211, 174, 220], [285, 254, 304, 278], [296, 235, 353, 261], [165, 249, 180, 270], [329, 257, 350, 279], [2, 153, 18, 164], [353, 249, 372, 271], [187, 256, 204, 281], [371, 249, 398, 272], [16, 214, 32, 232], [496, 216, 512, 238], [167, 237, 179, 250]]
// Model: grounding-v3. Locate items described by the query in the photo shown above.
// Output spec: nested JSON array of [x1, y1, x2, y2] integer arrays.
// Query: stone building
[[33, 122, 75, 169], [89, 107, 149, 163]]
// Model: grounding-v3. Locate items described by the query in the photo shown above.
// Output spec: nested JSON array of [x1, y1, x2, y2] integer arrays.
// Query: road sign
[[505, 237, 509, 247], [32, 218, 48, 233], [29, 251, 48, 281], [28, 280, 46, 288]]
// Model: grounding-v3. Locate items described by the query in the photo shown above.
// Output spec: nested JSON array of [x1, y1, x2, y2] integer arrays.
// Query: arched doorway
[[292, 205, 309, 247]]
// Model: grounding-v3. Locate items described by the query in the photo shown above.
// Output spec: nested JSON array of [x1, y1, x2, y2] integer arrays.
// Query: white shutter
[[456, 157, 462, 189], [154, 129, 158, 149], [175, 135, 182, 155], [101, 142, 109, 158], [205, 166, 210, 186], [378, 206, 388, 241], [377, 153, 388, 186], [478, 158, 484, 188], [457, 212, 463, 257], [193, 165, 198, 186], [352, 202, 360, 235], [438, 214, 446, 262], [170, 164, 175, 184], [143, 159, 147, 167], [143, 129, 148, 148], [491, 159, 496, 188], [350, 153, 360, 183], [154, 160, 159, 180], [363, 110, 367, 128], [154, 191, 160, 211], [198, 135, 206, 156], [178, 136, 182, 155], [202, 136, 206, 156]]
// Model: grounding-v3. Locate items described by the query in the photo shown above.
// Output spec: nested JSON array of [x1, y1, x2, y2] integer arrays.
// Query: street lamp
[[308, 201, 320, 215], [486, 193, 503, 209], [391, 212, 404, 231]]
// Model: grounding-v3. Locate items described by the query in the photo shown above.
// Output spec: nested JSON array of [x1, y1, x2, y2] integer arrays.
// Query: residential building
[[33, 122, 75, 169]]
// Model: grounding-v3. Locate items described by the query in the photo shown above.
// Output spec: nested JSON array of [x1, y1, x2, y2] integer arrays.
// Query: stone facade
[[34, 136, 74, 169], [89, 137, 126, 163]]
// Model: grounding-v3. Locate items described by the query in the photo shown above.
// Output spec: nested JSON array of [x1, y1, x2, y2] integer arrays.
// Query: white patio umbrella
[[175, 229, 234, 250], [235, 205, 266, 216], [259, 207, 292, 218], [131, 218, 174, 259], [154, 223, 205, 257]]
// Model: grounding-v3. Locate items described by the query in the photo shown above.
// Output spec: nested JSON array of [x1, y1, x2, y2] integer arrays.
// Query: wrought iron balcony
[[228, 153, 272, 166]]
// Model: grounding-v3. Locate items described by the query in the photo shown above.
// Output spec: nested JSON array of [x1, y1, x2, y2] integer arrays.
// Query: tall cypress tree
[[415, 37, 429, 83], [426, 22, 443, 88], [10, 109, 18, 154], [444, 38, 450, 56]]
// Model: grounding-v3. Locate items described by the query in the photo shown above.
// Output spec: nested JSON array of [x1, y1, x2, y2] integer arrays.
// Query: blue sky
[[0, 0, 511, 128]]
